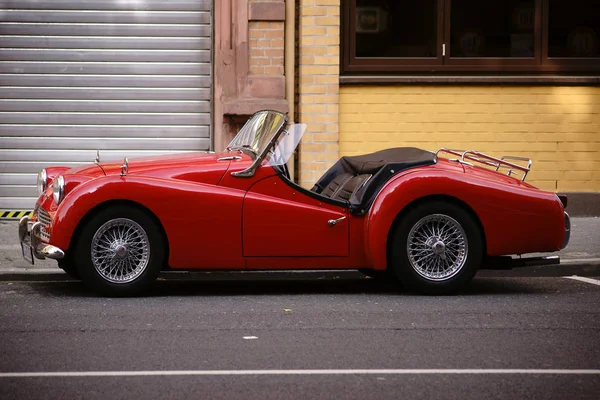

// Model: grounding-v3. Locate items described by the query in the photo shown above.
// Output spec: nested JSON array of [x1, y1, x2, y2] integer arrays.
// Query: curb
[[1, 260, 599, 282], [477, 260, 600, 278]]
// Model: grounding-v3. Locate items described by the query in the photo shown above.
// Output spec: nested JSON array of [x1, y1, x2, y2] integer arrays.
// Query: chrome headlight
[[37, 169, 47, 194], [52, 175, 65, 204]]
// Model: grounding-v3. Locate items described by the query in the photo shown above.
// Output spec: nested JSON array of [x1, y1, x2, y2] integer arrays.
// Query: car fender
[[44, 166, 72, 185], [51, 175, 246, 269], [366, 168, 565, 270]]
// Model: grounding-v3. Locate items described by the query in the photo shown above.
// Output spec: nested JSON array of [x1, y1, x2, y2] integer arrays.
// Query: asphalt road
[[1, 275, 599, 399]]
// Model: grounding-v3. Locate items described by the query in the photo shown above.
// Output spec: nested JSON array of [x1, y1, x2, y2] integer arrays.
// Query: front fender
[[51, 175, 246, 269], [43, 166, 71, 188], [366, 169, 564, 270], [51, 175, 179, 250]]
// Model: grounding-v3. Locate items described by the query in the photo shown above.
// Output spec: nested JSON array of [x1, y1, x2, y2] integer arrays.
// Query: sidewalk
[[0, 218, 599, 281]]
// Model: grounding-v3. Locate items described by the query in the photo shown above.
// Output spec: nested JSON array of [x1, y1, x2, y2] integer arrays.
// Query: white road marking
[[243, 336, 258, 340], [0, 369, 599, 378], [564, 276, 600, 286]]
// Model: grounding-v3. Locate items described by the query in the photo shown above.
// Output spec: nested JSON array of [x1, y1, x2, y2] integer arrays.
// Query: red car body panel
[[34, 150, 566, 273], [366, 159, 565, 270], [243, 175, 349, 257]]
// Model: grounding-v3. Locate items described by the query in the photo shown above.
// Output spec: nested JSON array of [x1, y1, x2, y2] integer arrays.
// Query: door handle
[[328, 216, 347, 226]]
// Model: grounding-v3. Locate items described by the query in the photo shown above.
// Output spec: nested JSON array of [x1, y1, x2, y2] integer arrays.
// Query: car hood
[[69, 151, 239, 186]]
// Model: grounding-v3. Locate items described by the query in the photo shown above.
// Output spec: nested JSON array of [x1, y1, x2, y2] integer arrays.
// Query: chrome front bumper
[[18, 216, 64, 264]]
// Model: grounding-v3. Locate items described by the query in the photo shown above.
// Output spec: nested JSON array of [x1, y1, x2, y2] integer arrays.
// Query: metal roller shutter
[[0, 0, 213, 209]]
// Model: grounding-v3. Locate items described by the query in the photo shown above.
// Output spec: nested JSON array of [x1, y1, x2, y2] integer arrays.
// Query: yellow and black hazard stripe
[[0, 210, 33, 219]]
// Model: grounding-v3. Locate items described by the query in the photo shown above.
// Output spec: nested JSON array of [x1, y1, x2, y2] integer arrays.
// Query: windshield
[[269, 123, 307, 166], [226, 110, 287, 157]]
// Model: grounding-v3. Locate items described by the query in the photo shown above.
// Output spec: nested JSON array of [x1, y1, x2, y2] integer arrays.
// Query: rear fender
[[366, 169, 564, 270]]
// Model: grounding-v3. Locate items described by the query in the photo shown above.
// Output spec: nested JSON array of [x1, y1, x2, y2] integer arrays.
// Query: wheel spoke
[[91, 218, 150, 284], [406, 213, 468, 281]]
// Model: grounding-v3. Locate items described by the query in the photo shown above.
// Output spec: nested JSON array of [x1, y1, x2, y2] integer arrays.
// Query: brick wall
[[339, 86, 600, 192], [297, 0, 341, 188], [249, 20, 284, 76]]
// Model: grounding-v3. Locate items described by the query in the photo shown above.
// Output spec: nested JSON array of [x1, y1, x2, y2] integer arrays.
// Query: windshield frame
[[229, 110, 289, 178]]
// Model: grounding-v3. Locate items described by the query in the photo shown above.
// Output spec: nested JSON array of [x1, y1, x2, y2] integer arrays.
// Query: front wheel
[[74, 205, 165, 296], [58, 255, 80, 280], [390, 201, 483, 295]]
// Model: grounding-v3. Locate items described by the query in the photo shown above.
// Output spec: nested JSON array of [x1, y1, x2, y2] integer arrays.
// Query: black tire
[[390, 200, 483, 295], [58, 255, 80, 280], [74, 205, 165, 296]]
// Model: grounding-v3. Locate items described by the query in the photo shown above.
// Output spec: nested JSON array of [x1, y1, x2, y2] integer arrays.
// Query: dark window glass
[[548, 0, 600, 58], [355, 0, 437, 58], [450, 0, 535, 58]]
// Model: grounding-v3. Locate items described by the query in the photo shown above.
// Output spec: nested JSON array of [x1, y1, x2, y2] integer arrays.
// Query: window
[[342, 0, 600, 74], [546, 0, 600, 60]]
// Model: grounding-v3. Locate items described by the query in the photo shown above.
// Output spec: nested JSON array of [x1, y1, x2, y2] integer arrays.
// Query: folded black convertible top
[[312, 147, 437, 214]]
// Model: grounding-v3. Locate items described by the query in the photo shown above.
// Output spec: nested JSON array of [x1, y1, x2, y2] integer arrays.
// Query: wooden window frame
[[341, 0, 600, 75], [342, 0, 444, 73]]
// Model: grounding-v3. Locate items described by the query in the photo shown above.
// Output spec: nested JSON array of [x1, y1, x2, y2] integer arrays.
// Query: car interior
[[273, 147, 437, 214]]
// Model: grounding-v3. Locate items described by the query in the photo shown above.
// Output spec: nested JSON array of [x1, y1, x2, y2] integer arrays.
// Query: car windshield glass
[[226, 110, 287, 157], [268, 123, 307, 166]]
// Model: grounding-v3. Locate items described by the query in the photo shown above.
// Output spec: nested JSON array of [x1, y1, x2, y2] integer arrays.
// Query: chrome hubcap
[[407, 214, 468, 281], [91, 218, 150, 284]]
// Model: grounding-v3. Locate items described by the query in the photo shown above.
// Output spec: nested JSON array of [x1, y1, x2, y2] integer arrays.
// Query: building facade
[[0, 0, 291, 211], [297, 0, 600, 213], [1, 0, 598, 213]]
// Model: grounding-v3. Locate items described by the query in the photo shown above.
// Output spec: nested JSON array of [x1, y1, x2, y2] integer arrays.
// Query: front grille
[[36, 207, 51, 242]]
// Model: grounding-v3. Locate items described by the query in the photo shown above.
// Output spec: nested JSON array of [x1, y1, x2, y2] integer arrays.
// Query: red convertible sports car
[[19, 110, 570, 296]]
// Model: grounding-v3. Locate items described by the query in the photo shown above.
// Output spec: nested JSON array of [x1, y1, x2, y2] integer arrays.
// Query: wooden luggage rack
[[436, 148, 532, 182]]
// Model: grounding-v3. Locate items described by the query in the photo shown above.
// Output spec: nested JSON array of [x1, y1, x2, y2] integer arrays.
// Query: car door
[[242, 175, 349, 257]]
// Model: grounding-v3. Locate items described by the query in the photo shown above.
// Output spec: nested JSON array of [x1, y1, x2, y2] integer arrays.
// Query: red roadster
[[19, 110, 570, 296]]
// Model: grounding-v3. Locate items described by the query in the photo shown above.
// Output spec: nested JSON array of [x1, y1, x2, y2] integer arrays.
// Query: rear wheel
[[390, 201, 482, 294], [74, 205, 165, 296]]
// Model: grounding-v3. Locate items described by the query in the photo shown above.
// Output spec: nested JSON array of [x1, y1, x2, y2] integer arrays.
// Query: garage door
[[0, 0, 212, 210]]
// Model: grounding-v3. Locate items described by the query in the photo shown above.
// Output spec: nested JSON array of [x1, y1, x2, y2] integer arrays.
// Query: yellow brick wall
[[297, 0, 340, 187], [339, 86, 600, 192]]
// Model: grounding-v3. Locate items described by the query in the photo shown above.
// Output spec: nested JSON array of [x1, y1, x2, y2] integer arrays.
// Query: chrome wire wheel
[[406, 214, 468, 281], [91, 218, 150, 284]]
